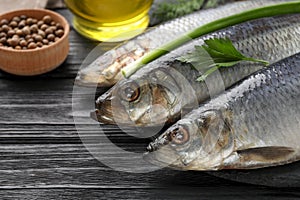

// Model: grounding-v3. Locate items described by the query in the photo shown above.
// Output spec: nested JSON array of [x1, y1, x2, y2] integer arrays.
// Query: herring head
[[75, 45, 149, 87], [92, 68, 188, 127], [145, 109, 235, 170]]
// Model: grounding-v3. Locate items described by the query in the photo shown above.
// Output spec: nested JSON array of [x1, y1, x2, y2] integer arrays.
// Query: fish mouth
[[90, 108, 115, 124], [144, 133, 183, 169], [90, 90, 117, 124], [144, 145, 183, 170], [146, 132, 170, 152], [143, 126, 192, 170], [91, 89, 133, 125]]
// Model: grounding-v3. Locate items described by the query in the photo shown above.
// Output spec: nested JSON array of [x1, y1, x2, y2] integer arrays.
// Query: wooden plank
[[0, 78, 111, 124], [0, 141, 299, 187], [0, 123, 152, 146], [0, 142, 240, 188], [1, 187, 300, 200], [0, 79, 77, 124]]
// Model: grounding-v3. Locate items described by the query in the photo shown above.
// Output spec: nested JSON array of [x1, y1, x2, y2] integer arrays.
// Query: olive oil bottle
[[65, 0, 153, 42]]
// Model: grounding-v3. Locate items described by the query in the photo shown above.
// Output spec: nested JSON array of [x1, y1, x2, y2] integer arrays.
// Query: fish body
[[146, 52, 300, 170], [76, 0, 291, 87], [93, 14, 300, 127]]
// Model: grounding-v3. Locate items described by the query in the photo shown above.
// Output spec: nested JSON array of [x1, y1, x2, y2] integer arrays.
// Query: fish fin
[[222, 146, 299, 169]]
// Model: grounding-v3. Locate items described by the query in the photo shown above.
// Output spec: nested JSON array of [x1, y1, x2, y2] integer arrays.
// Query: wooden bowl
[[0, 9, 70, 76]]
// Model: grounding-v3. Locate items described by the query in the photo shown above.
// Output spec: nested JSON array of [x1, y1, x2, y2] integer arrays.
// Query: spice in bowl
[[0, 9, 69, 76], [0, 14, 65, 50]]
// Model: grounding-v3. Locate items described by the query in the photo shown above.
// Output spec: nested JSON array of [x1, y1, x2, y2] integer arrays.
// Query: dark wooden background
[[1, 8, 300, 199]]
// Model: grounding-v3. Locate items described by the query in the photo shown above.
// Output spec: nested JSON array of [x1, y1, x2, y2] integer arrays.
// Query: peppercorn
[[37, 20, 44, 28], [16, 29, 23, 36], [40, 24, 48, 31], [22, 26, 31, 35], [27, 38, 34, 43], [25, 34, 32, 40], [56, 23, 63, 30], [20, 15, 27, 20], [0, 19, 8, 26], [34, 34, 43, 42], [7, 29, 15, 37], [55, 29, 64, 37], [8, 37, 19, 47], [18, 20, 26, 29], [0, 32, 6, 38], [0, 14, 65, 50], [36, 42, 43, 47], [32, 19, 38, 24], [0, 37, 6, 44], [28, 42, 37, 49], [2, 25, 10, 32], [45, 27, 53, 35], [43, 15, 52, 24], [30, 24, 38, 33], [38, 30, 46, 38], [9, 21, 18, 28], [47, 34, 55, 41], [12, 16, 21, 23], [26, 18, 34, 25], [19, 39, 27, 47], [42, 39, 49, 45], [12, 34, 19, 38]]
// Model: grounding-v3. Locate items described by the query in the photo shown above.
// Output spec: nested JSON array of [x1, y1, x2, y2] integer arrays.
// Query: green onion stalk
[[122, 1, 300, 78]]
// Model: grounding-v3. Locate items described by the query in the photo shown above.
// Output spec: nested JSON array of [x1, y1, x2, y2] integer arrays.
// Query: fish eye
[[119, 81, 140, 102], [169, 126, 189, 145]]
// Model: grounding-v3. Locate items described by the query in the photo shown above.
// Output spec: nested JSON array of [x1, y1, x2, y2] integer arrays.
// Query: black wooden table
[[1, 8, 300, 200]]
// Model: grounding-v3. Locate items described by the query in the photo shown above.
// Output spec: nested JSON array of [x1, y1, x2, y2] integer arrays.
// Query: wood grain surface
[[1, 8, 300, 200]]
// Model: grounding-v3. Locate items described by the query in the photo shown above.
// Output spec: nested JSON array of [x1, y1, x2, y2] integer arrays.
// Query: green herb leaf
[[152, 0, 205, 23], [178, 37, 269, 81], [151, 0, 235, 24], [203, 0, 236, 9]]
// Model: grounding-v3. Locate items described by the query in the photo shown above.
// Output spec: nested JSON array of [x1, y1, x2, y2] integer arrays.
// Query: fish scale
[[146, 53, 300, 170], [228, 57, 300, 150], [76, 0, 293, 87]]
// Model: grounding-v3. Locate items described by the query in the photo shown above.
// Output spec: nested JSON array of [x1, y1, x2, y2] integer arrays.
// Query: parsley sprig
[[178, 38, 269, 81]]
